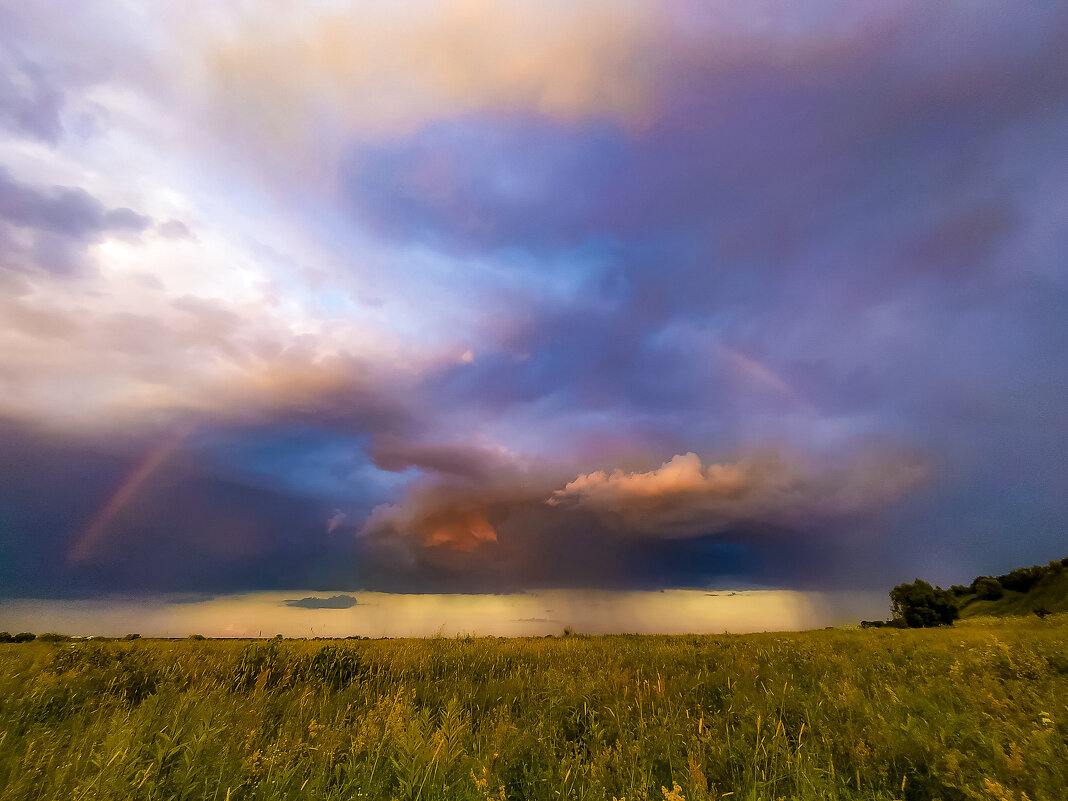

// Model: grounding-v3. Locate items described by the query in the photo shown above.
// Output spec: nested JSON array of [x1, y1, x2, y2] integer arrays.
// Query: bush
[[122, 633, 141, 641], [187, 634, 206, 641], [997, 566, 1045, 593], [890, 580, 959, 627], [37, 633, 72, 643], [12, 632, 36, 643], [973, 577, 1005, 601], [0, 632, 12, 643]]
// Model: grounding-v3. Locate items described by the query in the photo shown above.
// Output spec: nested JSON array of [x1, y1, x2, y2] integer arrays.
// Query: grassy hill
[[954, 556, 1068, 618]]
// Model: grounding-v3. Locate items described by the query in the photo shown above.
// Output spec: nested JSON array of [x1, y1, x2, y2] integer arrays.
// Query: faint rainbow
[[67, 423, 195, 564], [718, 345, 815, 411]]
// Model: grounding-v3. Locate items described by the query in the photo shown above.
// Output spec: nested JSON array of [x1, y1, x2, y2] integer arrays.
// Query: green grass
[[1, 617, 1066, 801], [958, 568, 1068, 618]]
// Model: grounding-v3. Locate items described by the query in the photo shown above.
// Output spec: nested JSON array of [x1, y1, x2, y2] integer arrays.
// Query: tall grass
[[0, 616, 1065, 800]]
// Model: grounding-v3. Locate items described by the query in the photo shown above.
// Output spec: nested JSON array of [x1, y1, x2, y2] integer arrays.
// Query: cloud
[[0, 2, 1065, 599], [284, 595, 358, 610], [325, 510, 347, 535], [0, 169, 146, 239], [0, 420, 352, 597], [202, 0, 657, 144], [0, 167, 152, 275], [157, 219, 193, 240], [354, 443, 929, 595], [370, 438, 515, 480], [548, 452, 928, 537], [363, 481, 516, 554], [0, 51, 64, 142]]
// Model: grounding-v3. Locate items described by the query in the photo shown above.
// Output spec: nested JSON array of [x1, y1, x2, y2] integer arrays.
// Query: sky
[[1, 1, 1066, 630]]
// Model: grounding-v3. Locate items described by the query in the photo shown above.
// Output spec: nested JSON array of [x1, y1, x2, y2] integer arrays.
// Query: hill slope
[[954, 556, 1068, 618]]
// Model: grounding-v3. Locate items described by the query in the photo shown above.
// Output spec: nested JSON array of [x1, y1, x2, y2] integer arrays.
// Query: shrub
[[187, 633, 206, 640], [37, 633, 71, 643], [973, 577, 1005, 601], [890, 580, 959, 627], [122, 633, 141, 641], [0, 632, 12, 643], [997, 566, 1045, 593], [12, 632, 36, 643]]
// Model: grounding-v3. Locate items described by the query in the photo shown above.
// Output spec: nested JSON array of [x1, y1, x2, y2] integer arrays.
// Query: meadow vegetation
[[0, 616, 1066, 801]]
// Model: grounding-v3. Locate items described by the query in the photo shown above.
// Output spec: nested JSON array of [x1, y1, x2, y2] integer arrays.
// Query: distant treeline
[[0, 632, 143, 643], [0, 632, 38, 643], [863, 555, 1068, 629], [0, 631, 379, 643]]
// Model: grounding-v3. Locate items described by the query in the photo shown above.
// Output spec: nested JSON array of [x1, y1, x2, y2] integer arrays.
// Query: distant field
[[0, 617, 1065, 801]]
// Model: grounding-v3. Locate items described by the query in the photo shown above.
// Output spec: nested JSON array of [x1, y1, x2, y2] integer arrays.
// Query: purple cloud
[[0, 168, 152, 275]]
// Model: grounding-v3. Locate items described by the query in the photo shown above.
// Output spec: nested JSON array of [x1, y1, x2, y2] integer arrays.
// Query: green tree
[[973, 576, 1004, 600], [890, 579, 959, 627]]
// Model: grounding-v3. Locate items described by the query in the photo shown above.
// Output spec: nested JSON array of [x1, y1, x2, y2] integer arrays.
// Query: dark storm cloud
[[352, 443, 930, 594], [0, 421, 360, 598], [0, 416, 898, 596], [347, 2, 1068, 587]]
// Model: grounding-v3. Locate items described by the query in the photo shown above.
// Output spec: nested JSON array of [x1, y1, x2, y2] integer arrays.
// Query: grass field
[[0, 616, 1065, 801]]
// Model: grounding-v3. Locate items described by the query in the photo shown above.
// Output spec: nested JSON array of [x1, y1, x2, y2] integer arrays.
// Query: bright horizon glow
[[0, 590, 887, 639]]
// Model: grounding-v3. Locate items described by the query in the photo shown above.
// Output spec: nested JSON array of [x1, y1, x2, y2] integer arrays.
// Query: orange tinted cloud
[[549, 450, 927, 536], [550, 452, 748, 501], [203, 0, 658, 145], [423, 509, 498, 551]]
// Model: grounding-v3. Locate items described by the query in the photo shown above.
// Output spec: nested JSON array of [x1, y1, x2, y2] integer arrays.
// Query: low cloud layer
[[351, 446, 930, 594]]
